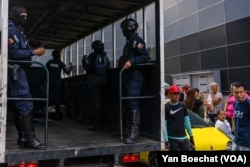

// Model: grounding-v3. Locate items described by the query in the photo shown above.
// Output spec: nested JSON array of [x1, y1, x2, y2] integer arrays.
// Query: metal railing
[[119, 62, 155, 142], [8, 60, 49, 149]]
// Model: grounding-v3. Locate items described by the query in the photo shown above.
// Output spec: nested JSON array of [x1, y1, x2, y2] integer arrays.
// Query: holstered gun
[[8, 64, 20, 81]]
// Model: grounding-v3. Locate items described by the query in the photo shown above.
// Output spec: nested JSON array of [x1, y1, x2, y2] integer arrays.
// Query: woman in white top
[[206, 82, 223, 124], [215, 110, 234, 141]]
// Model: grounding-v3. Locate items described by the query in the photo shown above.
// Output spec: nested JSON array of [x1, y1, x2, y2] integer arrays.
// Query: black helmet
[[120, 18, 138, 37], [52, 49, 61, 59], [91, 40, 104, 53]]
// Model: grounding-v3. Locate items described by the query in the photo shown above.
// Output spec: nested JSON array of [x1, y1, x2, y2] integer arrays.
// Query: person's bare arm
[[232, 116, 235, 132], [224, 100, 228, 112], [211, 93, 222, 106]]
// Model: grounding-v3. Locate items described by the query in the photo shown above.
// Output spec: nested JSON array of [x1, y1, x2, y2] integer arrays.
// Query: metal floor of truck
[[5, 116, 160, 164]]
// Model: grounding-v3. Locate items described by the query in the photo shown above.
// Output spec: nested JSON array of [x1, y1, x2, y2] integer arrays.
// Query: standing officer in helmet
[[46, 49, 73, 120], [83, 40, 111, 131], [119, 18, 150, 144], [8, 6, 45, 149]]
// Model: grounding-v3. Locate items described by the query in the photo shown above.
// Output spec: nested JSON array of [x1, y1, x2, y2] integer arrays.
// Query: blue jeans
[[232, 142, 250, 151], [169, 138, 192, 151], [49, 79, 61, 113]]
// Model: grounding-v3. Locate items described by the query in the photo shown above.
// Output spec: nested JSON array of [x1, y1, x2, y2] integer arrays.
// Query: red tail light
[[120, 153, 140, 163], [8, 162, 38, 167]]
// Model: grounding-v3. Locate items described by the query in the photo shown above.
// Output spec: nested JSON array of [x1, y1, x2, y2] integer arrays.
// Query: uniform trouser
[[88, 75, 107, 113], [8, 67, 43, 147], [123, 69, 143, 112], [49, 79, 61, 113], [8, 67, 33, 115], [12, 94, 34, 115], [122, 69, 143, 139], [87, 75, 107, 129]]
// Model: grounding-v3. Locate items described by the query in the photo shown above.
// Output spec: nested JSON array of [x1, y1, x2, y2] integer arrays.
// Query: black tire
[[148, 152, 158, 167]]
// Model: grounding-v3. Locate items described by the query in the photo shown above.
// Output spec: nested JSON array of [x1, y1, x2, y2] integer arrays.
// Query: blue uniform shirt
[[46, 59, 72, 80], [8, 20, 35, 60], [8, 20, 35, 96], [123, 33, 150, 65], [83, 52, 111, 76]]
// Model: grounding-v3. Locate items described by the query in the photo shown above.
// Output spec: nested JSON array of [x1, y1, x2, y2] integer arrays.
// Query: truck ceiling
[[9, 0, 155, 49]]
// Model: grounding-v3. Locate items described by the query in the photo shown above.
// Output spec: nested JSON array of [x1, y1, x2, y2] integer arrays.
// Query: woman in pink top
[[224, 82, 249, 130]]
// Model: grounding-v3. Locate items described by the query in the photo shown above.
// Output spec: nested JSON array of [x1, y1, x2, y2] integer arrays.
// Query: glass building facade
[[61, 0, 250, 94], [163, 0, 250, 93]]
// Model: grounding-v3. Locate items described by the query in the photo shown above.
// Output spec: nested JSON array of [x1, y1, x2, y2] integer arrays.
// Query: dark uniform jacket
[[83, 52, 111, 76], [8, 20, 34, 96], [46, 59, 72, 80], [119, 33, 150, 68]]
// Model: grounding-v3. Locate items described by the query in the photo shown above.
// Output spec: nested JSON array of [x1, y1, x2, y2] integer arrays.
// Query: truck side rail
[[7, 60, 49, 149], [119, 62, 155, 142]]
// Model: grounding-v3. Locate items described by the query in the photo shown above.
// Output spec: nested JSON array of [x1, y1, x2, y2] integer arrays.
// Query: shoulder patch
[[137, 43, 144, 49], [13, 35, 19, 43], [133, 41, 137, 48], [8, 38, 15, 46]]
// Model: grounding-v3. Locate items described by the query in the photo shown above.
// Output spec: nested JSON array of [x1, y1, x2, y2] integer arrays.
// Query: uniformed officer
[[120, 18, 150, 144], [46, 49, 73, 120], [8, 6, 45, 149], [82, 40, 111, 131]]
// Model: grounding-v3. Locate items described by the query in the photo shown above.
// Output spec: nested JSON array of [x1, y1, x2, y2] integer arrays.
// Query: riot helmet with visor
[[120, 18, 138, 38]]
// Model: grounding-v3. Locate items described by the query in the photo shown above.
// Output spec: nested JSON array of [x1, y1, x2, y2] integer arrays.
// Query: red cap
[[168, 85, 181, 93]]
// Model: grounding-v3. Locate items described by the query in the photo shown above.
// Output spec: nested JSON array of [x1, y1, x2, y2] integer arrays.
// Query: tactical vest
[[93, 53, 108, 75]]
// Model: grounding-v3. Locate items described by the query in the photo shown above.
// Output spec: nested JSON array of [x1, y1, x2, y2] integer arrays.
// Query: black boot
[[18, 112, 45, 149], [17, 131, 26, 147], [14, 113, 26, 147], [88, 112, 102, 131], [124, 110, 140, 144], [122, 110, 130, 138]]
